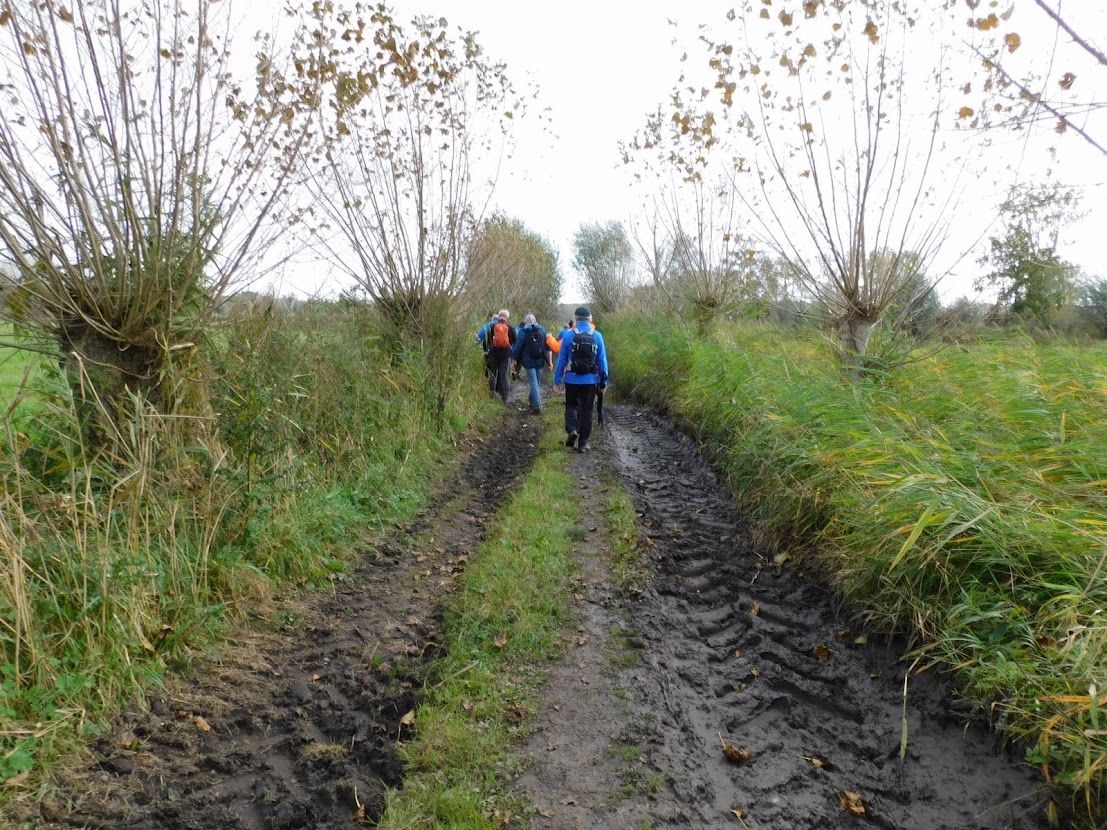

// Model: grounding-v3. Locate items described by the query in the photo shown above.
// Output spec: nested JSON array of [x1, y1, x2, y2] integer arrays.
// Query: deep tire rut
[[36, 401, 545, 830], [602, 404, 1048, 829]]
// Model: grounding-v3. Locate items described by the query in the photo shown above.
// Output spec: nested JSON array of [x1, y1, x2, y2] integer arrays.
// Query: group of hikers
[[476, 305, 609, 453]]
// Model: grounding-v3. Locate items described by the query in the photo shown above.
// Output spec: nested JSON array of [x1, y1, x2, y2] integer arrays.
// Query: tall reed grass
[[0, 301, 488, 791], [607, 314, 1107, 826]]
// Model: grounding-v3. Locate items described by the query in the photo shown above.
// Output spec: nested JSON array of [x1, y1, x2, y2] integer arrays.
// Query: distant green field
[[0, 335, 42, 414]]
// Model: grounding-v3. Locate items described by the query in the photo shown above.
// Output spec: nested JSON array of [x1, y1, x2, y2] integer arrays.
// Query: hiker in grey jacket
[[512, 314, 554, 414]]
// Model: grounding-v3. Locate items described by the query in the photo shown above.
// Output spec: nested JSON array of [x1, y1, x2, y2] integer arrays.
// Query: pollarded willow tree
[[0, 0, 313, 443], [466, 214, 561, 325], [630, 0, 978, 373], [291, 2, 524, 337], [635, 181, 777, 329]]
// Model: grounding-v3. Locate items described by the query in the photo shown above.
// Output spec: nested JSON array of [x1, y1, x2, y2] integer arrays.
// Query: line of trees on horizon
[[569, 177, 1106, 361]]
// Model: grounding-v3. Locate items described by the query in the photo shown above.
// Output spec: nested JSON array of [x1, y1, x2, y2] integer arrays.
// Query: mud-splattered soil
[[512, 404, 1049, 829], [32, 401, 544, 830]]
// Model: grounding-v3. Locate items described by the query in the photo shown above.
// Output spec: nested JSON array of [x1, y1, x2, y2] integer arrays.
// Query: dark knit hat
[[574, 306, 591, 319]]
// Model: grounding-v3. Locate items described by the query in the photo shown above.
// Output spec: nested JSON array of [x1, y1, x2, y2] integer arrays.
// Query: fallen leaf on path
[[749, 603, 760, 617], [802, 754, 836, 770], [750, 667, 762, 678], [719, 734, 751, 764], [730, 806, 751, 828], [117, 731, 139, 751], [733, 648, 743, 659], [836, 789, 866, 817], [193, 716, 212, 733], [854, 634, 868, 645], [813, 644, 831, 662], [399, 710, 416, 727], [577, 635, 589, 646], [310, 673, 322, 682], [493, 633, 508, 649], [773, 552, 789, 565]]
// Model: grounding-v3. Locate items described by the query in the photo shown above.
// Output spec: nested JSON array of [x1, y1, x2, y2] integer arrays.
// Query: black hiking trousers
[[564, 383, 597, 446], [489, 349, 512, 402]]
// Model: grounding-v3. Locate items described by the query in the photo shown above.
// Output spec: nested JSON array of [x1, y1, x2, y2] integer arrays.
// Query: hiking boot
[[565, 432, 578, 448], [576, 442, 589, 453]]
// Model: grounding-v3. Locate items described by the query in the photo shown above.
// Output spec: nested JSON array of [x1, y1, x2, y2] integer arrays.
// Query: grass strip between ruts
[[377, 415, 580, 829]]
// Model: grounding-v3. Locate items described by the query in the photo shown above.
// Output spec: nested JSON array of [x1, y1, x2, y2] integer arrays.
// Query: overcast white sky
[[265, 0, 1106, 304]]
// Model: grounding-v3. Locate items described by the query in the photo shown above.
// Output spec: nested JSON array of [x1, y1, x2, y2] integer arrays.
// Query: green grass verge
[[605, 314, 1107, 827], [0, 306, 497, 799], [601, 471, 648, 596], [0, 326, 45, 419], [378, 418, 579, 829]]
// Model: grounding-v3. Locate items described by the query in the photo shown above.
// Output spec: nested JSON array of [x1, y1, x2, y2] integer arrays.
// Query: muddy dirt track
[[26, 397, 1051, 829], [579, 404, 1049, 829], [32, 404, 545, 830]]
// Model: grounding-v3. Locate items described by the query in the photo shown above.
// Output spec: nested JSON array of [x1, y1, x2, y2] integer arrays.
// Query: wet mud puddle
[[600, 405, 1047, 830]]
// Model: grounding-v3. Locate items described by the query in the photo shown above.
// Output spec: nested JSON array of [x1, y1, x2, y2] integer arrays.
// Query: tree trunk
[[836, 314, 876, 377], [59, 320, 208, 451]]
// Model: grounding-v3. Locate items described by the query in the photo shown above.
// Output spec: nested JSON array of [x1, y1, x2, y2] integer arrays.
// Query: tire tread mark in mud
[[607, 404, 1047, 830], [41, 405, 545, 830]]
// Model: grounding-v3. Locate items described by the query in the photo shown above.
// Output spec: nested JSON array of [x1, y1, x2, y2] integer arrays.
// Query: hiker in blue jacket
[[475, 311, 497, 384], [512, 314, 554, 414], [553, 306, 608, 453], [475, 312, 497, 345]]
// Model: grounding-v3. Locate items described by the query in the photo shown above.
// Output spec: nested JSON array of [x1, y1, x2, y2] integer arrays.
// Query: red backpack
[[491, 320, 511, 349]]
